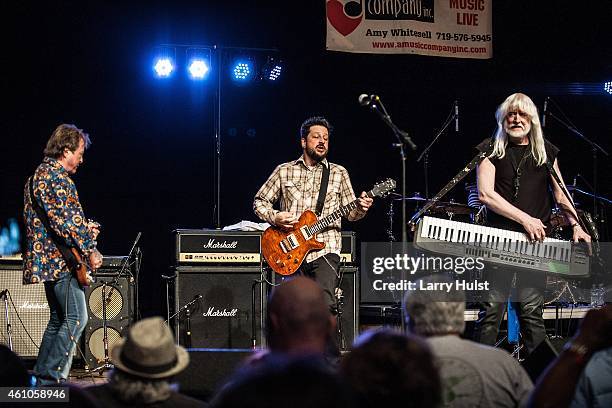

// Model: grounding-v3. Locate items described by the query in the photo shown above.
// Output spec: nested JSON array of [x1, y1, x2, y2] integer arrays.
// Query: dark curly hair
[[299, 116, 332, 139]]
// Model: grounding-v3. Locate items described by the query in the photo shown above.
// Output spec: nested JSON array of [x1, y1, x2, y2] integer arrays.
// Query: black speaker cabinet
[[83, 274, 134, 367], [173, 266, 267, 349], [273, 265, 359, 351], [0, 258, 49, 359]]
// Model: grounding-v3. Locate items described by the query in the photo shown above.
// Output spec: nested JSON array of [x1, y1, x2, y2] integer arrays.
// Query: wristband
[[563, 341, 590, 365]]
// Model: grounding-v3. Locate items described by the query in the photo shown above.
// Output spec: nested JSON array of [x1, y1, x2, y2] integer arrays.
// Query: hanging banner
[[326, 0, 492, 59]]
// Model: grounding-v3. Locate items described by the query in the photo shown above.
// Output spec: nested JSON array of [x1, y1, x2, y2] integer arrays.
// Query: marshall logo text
[[202, 307, 238, 317], [203, 239, 238, 249]]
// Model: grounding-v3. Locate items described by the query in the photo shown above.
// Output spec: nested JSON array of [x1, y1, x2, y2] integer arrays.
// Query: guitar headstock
[[370, 178, 396, 198]]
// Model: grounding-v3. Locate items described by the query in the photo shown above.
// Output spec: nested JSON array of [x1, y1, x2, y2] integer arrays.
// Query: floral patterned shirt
[[23, 157, 97, 284]]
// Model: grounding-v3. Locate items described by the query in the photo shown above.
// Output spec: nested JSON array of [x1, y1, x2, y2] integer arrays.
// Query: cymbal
[[391, 193, 427, 201], [427, 201, 476, 215]]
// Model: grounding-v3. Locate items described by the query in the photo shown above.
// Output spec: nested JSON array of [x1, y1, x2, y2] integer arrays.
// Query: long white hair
[[490, 93, 547, 166]]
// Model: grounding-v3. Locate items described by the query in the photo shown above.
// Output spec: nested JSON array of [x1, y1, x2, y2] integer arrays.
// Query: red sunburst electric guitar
[[262, 178, 396, 275]]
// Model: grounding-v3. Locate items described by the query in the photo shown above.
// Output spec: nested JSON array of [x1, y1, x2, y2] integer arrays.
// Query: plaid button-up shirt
[[254, 156, 364, 263]]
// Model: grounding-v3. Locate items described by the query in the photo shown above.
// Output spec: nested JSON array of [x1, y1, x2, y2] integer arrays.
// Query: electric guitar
[[262, 178, 396, 275], [70, 247, 95, 287], [70, 220, 101, 287]]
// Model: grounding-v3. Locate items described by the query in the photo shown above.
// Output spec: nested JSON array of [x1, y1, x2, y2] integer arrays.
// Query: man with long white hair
[[476, 93, 590, 353]]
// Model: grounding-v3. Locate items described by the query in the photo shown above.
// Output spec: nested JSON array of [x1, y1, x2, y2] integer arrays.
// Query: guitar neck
[[309, 191, 374, 234]]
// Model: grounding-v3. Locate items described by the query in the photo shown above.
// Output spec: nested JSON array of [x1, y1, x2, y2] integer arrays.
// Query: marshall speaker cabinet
[[173, 265, 268, 349], [0, 256, 49, 359]]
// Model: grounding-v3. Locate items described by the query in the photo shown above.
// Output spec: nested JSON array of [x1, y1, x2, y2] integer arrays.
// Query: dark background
[[2, 1, 611, 317]]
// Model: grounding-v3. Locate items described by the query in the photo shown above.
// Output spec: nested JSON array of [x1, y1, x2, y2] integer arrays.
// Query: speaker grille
[[88, 326, 122, 362], [88, 285, 124, 320], [0, 260, 49, 358]]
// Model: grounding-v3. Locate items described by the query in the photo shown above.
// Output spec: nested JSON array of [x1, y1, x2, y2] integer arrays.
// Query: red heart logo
[[327, 0, 362, 37]]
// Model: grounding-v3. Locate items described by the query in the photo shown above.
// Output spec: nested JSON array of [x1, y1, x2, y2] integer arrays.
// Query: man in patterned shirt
[[23, 124, 103, 385], [254, 116, 372, 310]]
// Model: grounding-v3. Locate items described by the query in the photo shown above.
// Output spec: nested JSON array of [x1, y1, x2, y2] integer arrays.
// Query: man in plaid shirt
[[254, 116, 372, 309]]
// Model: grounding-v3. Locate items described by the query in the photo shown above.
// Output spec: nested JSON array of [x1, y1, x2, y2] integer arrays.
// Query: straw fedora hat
[[111, 317, 189, 379]]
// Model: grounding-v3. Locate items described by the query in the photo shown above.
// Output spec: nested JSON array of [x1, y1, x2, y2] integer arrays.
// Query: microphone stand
[[546, 104, 609, 229], [364, 96, 417, 333], [417, 104, 457, 199], [1, 289, 13, 351]]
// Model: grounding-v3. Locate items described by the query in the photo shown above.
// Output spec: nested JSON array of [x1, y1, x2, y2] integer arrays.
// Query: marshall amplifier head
[[340, 231, 357, 264], [175, 230, 262, 265]]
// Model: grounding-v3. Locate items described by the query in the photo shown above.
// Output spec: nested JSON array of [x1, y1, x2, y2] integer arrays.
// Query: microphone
[[542, 97, 549, 127], [194, 294, 203, 300], [454, 100, 459, 132], [358, 94, 379, 107], [0, 289, 7, 298]]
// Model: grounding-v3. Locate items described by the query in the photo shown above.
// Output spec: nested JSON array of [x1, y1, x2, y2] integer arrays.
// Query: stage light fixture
[[604, 81, 612, 95], [186, 47, 211, 80], [261, 56, 283, 82], [231, 58, 255, 82], [153, 47, 176, 78]]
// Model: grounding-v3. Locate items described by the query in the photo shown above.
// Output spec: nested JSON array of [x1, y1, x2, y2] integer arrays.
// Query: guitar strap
[[28, 176, 80, 271], [315, 163, 330, 216]]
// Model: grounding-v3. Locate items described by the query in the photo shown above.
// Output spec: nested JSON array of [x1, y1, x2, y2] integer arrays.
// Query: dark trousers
[[297, 253, 340, 310], [475, 267, 547, 353]]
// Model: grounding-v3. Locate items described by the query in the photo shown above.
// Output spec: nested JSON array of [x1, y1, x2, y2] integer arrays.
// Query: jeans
[[34, 272, 88, 384]]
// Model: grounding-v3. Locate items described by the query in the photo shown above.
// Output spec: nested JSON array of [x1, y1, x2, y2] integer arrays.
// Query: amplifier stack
[[172, 229, 359, 350]]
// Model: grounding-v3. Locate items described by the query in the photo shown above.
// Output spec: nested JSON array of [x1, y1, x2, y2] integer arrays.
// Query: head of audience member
[[266, 276, 335, 355], [340, 329, 441, 408], [0, 345, 31, 386], [105, 316, 190, 405], [403, 274, 466, 337], [211, 354, 355, 408]]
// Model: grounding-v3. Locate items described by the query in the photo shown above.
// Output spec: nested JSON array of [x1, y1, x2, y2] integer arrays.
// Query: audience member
[[0, 344, 31, 386], [245, 276, 336, 366], [528, 304, 612, 408], [210, 354, 355, 408], [340, 328, 441, 408], [85, 316, 206, 407], [404, 274, 533, 407]]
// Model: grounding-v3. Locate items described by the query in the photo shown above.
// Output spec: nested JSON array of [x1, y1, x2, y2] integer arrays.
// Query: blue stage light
[[262, 57, 283, 82], [604, 81, 612, 95], [153, 57, 175, 78], [232, 59, 254, 81], [186, 47, 211, 80], [188, 59, 210, 79]]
